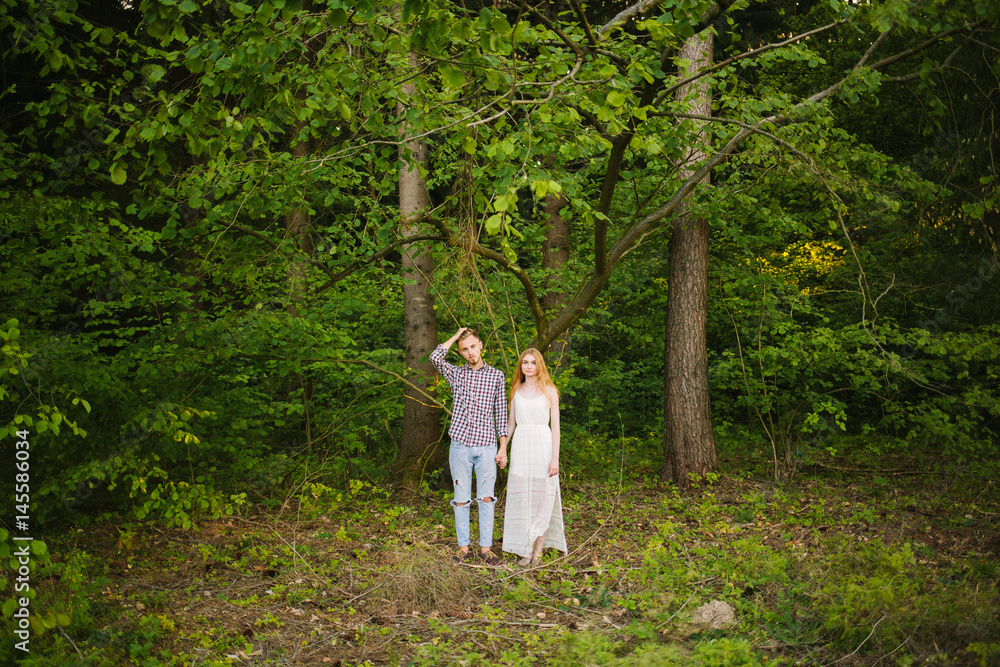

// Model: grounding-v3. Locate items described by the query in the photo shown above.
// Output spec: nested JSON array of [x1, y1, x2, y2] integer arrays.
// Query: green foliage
[[0, 0, 998, 533], [814, 538, 1000, 654], [1, 318, 89, 439], [711, 282, 1000, 477]]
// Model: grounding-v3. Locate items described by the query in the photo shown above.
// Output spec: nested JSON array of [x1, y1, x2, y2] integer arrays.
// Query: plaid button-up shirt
[[430, 345, 508, 447]]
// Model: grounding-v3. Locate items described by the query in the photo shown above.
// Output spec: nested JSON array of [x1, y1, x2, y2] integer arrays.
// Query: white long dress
[[501, 391, 567, 558]]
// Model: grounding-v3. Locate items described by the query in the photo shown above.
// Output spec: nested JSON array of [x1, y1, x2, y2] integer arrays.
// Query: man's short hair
[[457, 328, 481, 343]]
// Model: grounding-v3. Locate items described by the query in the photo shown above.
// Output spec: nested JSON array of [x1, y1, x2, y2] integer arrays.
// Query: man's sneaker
[[478, 550, 501, 566], [452, 550, 473, 564]]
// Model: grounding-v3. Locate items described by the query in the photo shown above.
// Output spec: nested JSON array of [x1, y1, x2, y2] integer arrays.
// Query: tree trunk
[[287, 71, 315, 445], [286, 176, 311, 316], [542, 191, 570, 368], [395, 50, 442, 487], [662, 32, 717, 486]]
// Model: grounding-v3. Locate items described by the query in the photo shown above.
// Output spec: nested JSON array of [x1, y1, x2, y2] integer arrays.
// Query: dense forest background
[[2, 0, 999, 664]]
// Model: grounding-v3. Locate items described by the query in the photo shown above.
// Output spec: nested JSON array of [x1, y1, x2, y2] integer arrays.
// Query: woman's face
[[521, 354, 538, 378]]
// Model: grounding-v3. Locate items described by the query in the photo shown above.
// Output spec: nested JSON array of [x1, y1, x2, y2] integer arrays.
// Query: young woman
[[496, 348, 567, 567]]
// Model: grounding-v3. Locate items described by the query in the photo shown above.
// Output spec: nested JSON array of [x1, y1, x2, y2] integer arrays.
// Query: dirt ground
[[42, 473, 1000, 665]]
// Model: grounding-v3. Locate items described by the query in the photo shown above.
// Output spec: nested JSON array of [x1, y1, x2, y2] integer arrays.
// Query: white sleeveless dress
[[501, 391, 567, 558]]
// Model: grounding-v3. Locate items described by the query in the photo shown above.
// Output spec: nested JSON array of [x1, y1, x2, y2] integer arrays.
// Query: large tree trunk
[[662, 32, 717, 486], [542, 191, 570, 368], [395, 50, 442, 487]]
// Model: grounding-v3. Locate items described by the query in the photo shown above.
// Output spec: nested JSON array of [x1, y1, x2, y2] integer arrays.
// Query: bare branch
[[236, 353, 450, 414], [569, 0, 599, 47], [225, 218, 443, 295], [654, 20, 848, 108], [597, 0, 668, 38], [864, 19, 987, 72], [511, 55, 585, 106], [598, 0, 740, 39], [854, 22, 897, 71], [530, 6, 586, 58], [313, 233, 443, 294], [883, 33, 975, 82]]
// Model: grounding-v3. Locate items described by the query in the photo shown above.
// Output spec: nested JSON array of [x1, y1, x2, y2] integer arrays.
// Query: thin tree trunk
[[395, 50, 442, 487], [542, 192, 570, 368], [662, 32, 717, 486], [287, 84, 314, 446], [286, 131, 312, 318]]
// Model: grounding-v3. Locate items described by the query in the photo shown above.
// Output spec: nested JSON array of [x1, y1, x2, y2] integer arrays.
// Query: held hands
[[495, 451, 554, 474]]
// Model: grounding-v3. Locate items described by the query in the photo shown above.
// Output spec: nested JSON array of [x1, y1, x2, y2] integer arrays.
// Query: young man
[[430, 327, 508, 565]]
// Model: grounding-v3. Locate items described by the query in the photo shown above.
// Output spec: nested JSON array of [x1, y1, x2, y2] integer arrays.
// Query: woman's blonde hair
[[508, 348, 558, 406]]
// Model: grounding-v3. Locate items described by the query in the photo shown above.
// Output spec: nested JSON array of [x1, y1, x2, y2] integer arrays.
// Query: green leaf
[[147, 65, 166, 83], [494, 192, 517, 212], [329, 8, 348, 26], [111, 164, 127, 185], [440, 64, 466, 89], [2, 598, 16, 617], [179, 0, 198, 13], [402, 0, 422, 21]]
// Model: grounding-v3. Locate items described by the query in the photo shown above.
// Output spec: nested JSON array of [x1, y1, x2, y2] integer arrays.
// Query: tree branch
[[882, 33, 975, 83], [864, 19, 986, 73], [534, 17, 989, 351], [598, 0, 740, 39], [530, 6, 586, 58], [597, 0, 669, 38], [236, 353, 450, 414], [854, 22, 897, 71], [227, 219, 443, 295], [419, 214, 549, 339], [313, 233, 443, 294], [569, 0, 599, 48], [654, 20, 848, 108]]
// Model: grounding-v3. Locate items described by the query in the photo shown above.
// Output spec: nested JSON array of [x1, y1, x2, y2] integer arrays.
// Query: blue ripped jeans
[[449, 441, 497, 549]]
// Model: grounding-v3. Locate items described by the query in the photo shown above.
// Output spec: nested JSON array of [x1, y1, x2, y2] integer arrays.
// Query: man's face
[[458, 336, 483, 367]]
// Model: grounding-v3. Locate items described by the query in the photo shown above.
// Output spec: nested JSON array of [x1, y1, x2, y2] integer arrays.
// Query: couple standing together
[[430, 327, 567, 567]]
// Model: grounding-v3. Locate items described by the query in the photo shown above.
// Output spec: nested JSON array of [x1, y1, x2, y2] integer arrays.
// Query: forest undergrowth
[[4, 442, 999, 667]]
